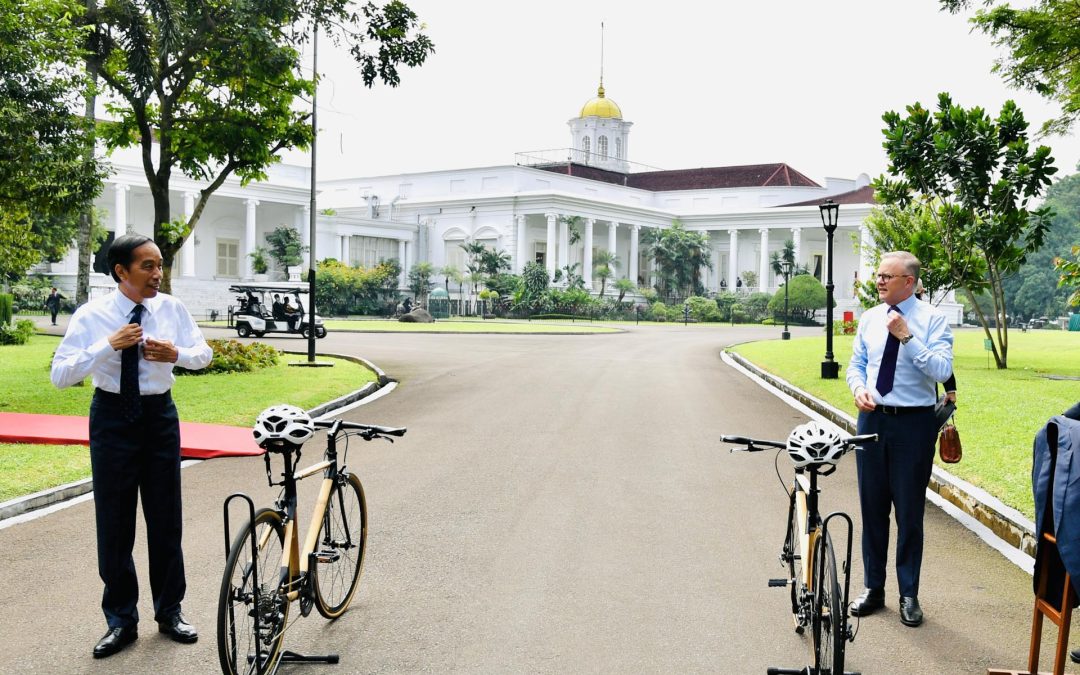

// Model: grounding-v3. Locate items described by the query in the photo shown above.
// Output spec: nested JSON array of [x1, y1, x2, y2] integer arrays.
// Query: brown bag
[[938, 421, 962, 463]]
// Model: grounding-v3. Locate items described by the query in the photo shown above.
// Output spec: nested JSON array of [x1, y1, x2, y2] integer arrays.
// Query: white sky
[[285, 0, 1080, 185]]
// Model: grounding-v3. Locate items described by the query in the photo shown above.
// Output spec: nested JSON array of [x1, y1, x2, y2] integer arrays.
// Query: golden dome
[[579, 84, 622, 119]]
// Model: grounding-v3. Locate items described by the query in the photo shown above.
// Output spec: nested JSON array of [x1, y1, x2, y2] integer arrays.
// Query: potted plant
[[249, 247, 270, 280], [265, 226, 307, 281]]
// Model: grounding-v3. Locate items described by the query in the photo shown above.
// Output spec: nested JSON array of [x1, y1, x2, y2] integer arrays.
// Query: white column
[[792, 227, 802, 270], [727, 229, 738, 290], [583, 218, 594, 289], [181, 192, 197, 277], [299, 206, 311, 270], [629, 225, 640, 286], [113, 183, 129, 236], [759, 228, 770, 292], [859, 224, 873, 288], [244, 199, 259, 279], [607, 221, 618, 268], [515, 215, 527, 273], [557, 217, 569, 274], [398, 239, 407, 288], [340, 235, 349, 265], [545, 213, 557, 278], [712, 243, 722, 292]]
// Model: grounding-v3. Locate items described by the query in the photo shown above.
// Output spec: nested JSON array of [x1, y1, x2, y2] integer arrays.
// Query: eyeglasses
[[876, 273, 911, 282]]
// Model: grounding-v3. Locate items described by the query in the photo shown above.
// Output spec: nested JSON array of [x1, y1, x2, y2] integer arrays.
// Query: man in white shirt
[[51, 234, 212, 658], [846, 251, 953, 628]]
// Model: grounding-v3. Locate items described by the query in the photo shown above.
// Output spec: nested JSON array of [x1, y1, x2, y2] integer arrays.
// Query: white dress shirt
[[846, 293, 954, 407], [51, 289, 212, 394]]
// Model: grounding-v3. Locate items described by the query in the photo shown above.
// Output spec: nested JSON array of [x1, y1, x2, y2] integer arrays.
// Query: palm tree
[[614, 277, 635, 304], [641, 221, 712, 300], [439, 264, 460, 294], [593, 250, 620, 297]]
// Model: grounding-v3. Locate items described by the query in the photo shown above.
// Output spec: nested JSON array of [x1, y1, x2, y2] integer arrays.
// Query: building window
[[350, 235, 399, 269], [582, 136, 590, 159], [615, 137, 623, 159], [444, 240, 466, 270], [217, 238, 239, 277], [534, 242, 547, 266], [598, 135, 608, 159]]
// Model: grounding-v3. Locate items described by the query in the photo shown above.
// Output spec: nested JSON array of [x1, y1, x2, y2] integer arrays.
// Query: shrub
[[176, 339, 279, 375], [649, 301, 670, 322], [743, 292, 773, 323], [730, 303, 748, 324], [687, 296, 721, 322], [767, 274, 826, 323], [0, 319, 35, 345]]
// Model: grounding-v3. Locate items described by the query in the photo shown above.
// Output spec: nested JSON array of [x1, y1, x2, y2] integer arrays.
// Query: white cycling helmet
[[787, 421, 845, 468], [253, 404, 314, 449]]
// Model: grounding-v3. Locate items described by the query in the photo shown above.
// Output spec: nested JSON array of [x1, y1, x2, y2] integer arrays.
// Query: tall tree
[[85, 0, 434, 293], [1007, 171, 1080, 316], [0, 0, 106, 282], [874, 93, 1056, 368], [640, 221, 712, 300], [942, 0, 1080, 135], [592, 250, 620, 298]]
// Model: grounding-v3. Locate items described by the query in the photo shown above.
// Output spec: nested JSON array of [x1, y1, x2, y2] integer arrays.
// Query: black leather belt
[[94, 388, 171, 401], [874, 405, 933, 415]]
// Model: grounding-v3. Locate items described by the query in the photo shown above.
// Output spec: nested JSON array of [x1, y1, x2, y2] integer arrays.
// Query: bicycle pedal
[[767, 578, 789, 587], [313, 550, 341, 564]]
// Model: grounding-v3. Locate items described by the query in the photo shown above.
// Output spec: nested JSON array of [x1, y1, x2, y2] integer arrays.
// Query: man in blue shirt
[[846, 251, 954, 627]]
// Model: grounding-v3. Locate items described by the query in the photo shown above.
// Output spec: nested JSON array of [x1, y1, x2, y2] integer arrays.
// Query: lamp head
[[819, 199, 839, 234], [780, 259, 793, 275]]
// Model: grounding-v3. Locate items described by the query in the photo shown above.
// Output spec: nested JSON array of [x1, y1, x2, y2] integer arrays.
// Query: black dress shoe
[[158, 613, 198, 643], [1070, 647, 1080, 664], [899, 595, 924, 627], [93, 625, 137, 658], [849, 587, 885, 616]]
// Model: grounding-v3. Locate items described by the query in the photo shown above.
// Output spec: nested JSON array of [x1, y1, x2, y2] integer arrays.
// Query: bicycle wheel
[[313, 472, 367, 619], [812, 533, 846, 675], [217, 508, 290, 675], [783, 493, 806, 634]]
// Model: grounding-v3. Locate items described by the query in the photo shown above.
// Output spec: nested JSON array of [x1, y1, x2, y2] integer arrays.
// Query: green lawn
[[201, 318, 619, 333], [0, 334, 377, 502], [731, 329, 1080, 518]]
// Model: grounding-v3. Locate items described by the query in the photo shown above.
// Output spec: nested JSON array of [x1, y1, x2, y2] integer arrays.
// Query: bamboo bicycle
[[723, 421, 876, 675], [217, 405, 405, 675]]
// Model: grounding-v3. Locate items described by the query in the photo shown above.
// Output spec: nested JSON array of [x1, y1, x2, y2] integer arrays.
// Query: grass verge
[[730, 329, 1080, 519], [0, 334, 377, 501], [200, 319, 619, 333]]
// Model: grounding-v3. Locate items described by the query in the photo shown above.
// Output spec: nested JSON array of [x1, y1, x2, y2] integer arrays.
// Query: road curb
[[0, 353, 391, 523], [725, 350, 1037, 558]]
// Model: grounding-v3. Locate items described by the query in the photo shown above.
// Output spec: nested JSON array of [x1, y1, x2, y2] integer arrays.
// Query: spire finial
[[598, 21, 605, 97]]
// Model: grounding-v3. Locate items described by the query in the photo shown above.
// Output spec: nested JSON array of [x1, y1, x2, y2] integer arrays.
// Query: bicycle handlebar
[[313, 418, 407, 438], [722, 432, 879, 452]]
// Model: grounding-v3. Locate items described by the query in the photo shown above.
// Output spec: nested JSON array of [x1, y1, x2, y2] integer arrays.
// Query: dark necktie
[[120, 304, 144, 421], [875, 305, 902, 397]]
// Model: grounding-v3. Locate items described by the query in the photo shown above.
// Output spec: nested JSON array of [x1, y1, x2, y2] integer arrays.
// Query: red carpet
[[0, 412, 263, 460]]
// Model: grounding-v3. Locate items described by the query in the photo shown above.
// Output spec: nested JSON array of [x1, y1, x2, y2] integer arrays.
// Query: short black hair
[[107, 234, 154, 282]]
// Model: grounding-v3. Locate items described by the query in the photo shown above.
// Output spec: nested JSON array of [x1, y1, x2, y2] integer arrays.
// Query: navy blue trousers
[[89, 390, 185, 629], [854, 408, 938, 597]]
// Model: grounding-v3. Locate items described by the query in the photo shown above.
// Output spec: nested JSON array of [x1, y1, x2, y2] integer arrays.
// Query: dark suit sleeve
[[944, 374, 956, 392]]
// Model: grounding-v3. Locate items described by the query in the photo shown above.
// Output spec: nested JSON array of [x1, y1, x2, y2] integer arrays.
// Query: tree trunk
[[152, 187, 179, 294]]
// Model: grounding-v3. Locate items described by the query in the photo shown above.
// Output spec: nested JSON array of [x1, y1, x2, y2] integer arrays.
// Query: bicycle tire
[[217, 508, 290, 675], [313, 472, 367, 619], [812, 532, 845, 675], [783, 493, 806, 635]]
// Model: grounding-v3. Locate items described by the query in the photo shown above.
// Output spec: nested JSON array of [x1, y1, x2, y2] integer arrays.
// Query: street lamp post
[[819, 199, 839, 379], [780, 259, 792, 340]]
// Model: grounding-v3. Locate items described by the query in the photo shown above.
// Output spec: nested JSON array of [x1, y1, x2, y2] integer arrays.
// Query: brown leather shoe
[[158, 613, 198, 643], [899, 596, 924, 627], [849, 587, 885, 616], [93, 625, 138, 658]]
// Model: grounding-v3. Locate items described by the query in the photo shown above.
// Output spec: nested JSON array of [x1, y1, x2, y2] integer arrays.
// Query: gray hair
[[881, 251, 920, 281]]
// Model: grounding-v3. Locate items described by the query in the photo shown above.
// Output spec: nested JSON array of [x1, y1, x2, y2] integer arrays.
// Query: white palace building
[[41, 82, 964, 324]]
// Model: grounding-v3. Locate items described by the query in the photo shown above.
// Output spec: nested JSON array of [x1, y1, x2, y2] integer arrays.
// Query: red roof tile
[[534, 162, 821, 190]]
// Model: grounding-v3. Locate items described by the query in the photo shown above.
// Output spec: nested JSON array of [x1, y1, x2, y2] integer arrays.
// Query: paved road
[[0, 324, 1059, 674]]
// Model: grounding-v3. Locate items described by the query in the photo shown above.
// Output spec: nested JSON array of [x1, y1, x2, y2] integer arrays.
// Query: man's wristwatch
[[900, 333, 913, 345]]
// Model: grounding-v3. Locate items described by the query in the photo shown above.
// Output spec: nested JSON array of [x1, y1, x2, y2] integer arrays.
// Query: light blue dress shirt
[[51, 289, 212, 394], [847, 294, 954, 407]]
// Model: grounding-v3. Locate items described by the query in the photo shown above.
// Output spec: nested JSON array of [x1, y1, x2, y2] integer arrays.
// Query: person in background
[[45, 287, 65, 326], [847, 251, 954, 628], [50, 234, 212, 658], [282, 297, 300, 332]]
